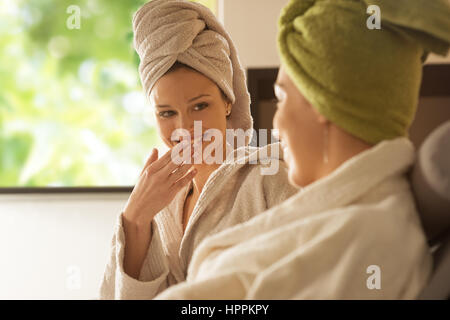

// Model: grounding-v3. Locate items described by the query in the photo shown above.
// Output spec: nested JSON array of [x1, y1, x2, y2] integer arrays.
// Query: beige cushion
[[411, 120, 450, 243], [418, 231, 450, 299]]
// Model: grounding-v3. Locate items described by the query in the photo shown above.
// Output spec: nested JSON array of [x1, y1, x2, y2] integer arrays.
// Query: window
[[0, 0, 217, 189]]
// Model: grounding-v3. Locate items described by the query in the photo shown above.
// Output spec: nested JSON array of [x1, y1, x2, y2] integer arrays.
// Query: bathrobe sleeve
[[153, 199, 432, 300], [98, 212, 171, 300], [245, 206, 432, 299]]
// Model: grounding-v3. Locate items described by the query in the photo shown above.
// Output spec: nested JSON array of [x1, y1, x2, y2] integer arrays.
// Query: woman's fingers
[[148, 147, 180, 173], [153, 140, 195, 175], [161, 144, 196, 175], [141, 139, 196, 179], [169, 162, 193, 183], [140, 148, 158, 176]]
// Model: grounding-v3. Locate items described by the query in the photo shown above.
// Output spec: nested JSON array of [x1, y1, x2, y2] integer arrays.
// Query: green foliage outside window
[[0, 0, 217, 187]]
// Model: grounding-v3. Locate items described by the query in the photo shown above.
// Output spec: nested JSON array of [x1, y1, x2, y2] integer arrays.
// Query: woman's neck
[[316, 124, 373, 180], [190, 141, 230, 196], [191, 163, 221, 197]]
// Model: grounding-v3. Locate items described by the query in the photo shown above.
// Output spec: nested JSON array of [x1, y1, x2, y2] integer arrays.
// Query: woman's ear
[[311, 105, 328, 125], [226, 102, 232, 116]]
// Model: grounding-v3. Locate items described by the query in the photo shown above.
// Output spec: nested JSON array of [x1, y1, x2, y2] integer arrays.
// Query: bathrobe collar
[[187, 137, 416, 269], [160, 142, 285, 270]]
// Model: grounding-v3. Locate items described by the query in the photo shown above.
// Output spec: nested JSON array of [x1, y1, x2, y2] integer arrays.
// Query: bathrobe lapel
[[186, 137, 416, 274], [178, 143, 285, 271]]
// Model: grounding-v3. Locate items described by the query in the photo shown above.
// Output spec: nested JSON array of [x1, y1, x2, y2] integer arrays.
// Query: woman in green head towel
[[151, 0, 450, 299]]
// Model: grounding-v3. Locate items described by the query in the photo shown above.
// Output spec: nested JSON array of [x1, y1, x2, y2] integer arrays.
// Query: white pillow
[[411, 120, 450, 243]]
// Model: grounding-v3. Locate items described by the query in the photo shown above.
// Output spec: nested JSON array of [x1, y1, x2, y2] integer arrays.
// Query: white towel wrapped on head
[[132, 0, 253, 136]]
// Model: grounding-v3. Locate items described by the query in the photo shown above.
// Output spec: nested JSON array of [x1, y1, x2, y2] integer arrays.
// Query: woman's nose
[[273, 111, 279, 132], [178, 113, 194, 132]]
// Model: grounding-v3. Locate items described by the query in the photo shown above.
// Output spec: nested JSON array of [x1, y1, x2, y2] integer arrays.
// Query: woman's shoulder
[[228, 142, 286, 164], [222, 142, 288, 175], [222, 142, 298, 207], [219, 142, 293, 186]]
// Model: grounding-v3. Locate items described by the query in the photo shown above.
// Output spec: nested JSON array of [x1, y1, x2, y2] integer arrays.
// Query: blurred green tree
[[0, 0, 216, 187]]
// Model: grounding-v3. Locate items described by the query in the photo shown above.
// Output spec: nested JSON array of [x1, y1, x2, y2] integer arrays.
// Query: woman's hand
[[123, 144, 197, 227]]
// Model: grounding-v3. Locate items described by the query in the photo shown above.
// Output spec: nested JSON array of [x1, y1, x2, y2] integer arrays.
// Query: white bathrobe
[[154, 137, 433, 299], [98, 143, 298, 299]]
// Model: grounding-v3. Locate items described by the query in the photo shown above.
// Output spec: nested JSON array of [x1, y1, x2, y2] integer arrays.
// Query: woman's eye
[[194, 103, 209, 111], [158, 110, 176, 118]]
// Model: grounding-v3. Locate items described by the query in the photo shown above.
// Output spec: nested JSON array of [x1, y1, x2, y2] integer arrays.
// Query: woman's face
[[273, 67, 327, 187], [149, 67, 230, 156]]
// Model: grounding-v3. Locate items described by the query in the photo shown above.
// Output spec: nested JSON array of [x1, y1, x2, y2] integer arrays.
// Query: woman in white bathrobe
[[98, 1, 297, 300], [151, 0, 450, 299]]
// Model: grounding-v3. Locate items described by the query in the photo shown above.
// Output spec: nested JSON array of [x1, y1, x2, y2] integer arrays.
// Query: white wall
[[0, 193, 129, 299], [220, 0, 286, 69]]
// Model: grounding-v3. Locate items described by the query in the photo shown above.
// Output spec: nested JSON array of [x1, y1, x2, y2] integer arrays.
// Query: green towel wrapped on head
[[277, 0, 450, 145]]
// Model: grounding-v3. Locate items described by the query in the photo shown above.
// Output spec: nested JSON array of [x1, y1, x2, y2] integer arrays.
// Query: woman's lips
[[173, 132, 210, 145]]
